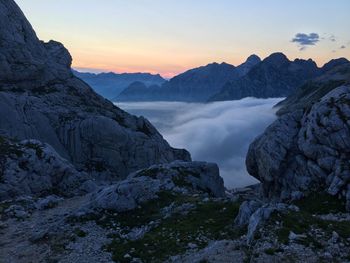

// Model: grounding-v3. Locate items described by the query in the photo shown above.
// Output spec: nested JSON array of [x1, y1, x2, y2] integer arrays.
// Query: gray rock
[[245, 203, 295, 244], [246, 206, 274, 244], [4, 205, 28, 219], [0, 139, 89, 200], [289, 231, 307, 242], [246, 82, 350, 209], [79, 161, 225, 213], [234, 200, 262, 226], [0, 0, 190, 184], [35, 195, 64, 210]]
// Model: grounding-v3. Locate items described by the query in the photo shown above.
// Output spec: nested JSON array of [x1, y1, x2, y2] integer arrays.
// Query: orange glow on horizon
[[71, 52, 346, 79]]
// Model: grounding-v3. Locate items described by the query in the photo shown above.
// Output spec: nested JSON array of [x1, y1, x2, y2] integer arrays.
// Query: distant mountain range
[[72, 70, 166, 99], [74, 54, 349, 103], [115, 53, 349, 102], [209, 54, 349, 101], [116, 55, 261, 102]]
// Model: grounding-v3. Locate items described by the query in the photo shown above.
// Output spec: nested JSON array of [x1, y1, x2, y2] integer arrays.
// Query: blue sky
[[16, 0, 350, 77]]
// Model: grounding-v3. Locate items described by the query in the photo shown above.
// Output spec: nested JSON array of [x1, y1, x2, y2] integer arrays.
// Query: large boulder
[[0, 138, 90, 201], [246, 82, 350, 209], [0, 0, 190, 180], [80, 161, 225, 213]]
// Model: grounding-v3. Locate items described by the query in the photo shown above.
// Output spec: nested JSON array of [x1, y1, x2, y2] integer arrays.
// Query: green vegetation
[[99, 191, 180, 228], [133, 167, 166, 179], [85, 160, 107, 172], [0, 136, 23, 158], [264, 247, 284, 255], [74, 228, 87, 238], [90, 191, 242, 263], [0, 136, 24, 182], [25, 142, 44, 159], [270, 192, 350, 247], [31, 85, 59, 95]]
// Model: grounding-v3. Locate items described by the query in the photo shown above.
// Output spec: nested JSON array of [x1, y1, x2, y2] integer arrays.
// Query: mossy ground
[[87, 191, 242, 263], [24, 142, 44, 159], [269, 192, 350, 248]]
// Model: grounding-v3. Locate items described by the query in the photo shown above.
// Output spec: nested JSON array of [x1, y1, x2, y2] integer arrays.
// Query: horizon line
[[73, 52, 349, 79]]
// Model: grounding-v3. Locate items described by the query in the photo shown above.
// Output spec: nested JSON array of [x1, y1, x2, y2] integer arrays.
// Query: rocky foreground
[[1, 0, 350, 262]]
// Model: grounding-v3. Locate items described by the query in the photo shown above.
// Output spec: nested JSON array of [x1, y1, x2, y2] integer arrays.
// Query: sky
[[118, 98, 282, 188], [16, 0, 350, 78]]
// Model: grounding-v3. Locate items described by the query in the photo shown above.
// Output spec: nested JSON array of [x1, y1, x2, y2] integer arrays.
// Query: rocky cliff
[[0, 0, 190, 182], [246, 63, 350, 208]]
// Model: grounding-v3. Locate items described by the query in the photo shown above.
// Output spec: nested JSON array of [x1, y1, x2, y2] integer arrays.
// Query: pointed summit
[[264, 52, 289, 65], [246, 54, 261, 64], [235, 54, 261, 77], [0, 0, 72, 85], [322, 57, 350, 73]]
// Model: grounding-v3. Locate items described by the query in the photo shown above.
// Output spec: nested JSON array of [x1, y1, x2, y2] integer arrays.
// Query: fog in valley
[[117, 98, 283, 188]]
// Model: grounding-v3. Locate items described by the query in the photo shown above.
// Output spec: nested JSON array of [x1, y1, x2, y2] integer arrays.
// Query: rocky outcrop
[[79, 161, 225, 213], [246, 63, 350, 209], [0, 138, 91, 201], [0, 1, 72, 85], [0, 0, 190, 181], [73, 70, 166, 100]]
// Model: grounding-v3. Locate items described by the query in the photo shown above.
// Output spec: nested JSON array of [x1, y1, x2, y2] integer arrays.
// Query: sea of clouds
[[116, 98, 283, 188]]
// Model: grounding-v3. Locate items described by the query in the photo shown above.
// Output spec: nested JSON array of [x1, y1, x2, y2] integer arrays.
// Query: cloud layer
[[292, 33, 320, 50], [117, 98, 283, 188]]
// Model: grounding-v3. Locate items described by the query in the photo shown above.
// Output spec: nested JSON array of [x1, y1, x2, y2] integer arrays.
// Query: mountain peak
[[264, 52, 289, 65], [245, 54, 261, 64], [0, 1, 72, 85], [322, 57, 350, 72]]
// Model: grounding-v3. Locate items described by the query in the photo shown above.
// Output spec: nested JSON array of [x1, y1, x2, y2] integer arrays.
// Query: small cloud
[[340, 45, 346, 49], [329, 35, 336, 42], [291, 33, 320, 51]]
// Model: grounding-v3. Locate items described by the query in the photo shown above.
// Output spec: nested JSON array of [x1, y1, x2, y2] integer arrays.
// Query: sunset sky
[[16, 0, 350, 78]]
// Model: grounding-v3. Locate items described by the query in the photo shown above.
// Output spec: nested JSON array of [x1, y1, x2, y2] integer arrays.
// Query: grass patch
[[25, 142, 44, 159], [134, 167, 166, 179], [264, 247, 284, 255], [270, 192, 350, 247], [31, 86, 59, 95], [0, 136, 24, 182], [106, 200, 241, 263], [98, 191, 181, 229], [294, 192, 346, 214], [74, 228, 87, 238], [0, 136, 23, 158]]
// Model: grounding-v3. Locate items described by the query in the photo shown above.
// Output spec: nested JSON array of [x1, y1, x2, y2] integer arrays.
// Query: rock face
[[209, 53, 324, 101], [235, 54, 261, 77], [0, 0, 71, 84], [246, 63, 350, 209], [116, 56, 262, 102], [0, 138, 90, 201], [73, 70, 166, 100], [0, 0, 190, 181], [80, 161, 225, 212]]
